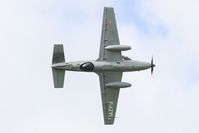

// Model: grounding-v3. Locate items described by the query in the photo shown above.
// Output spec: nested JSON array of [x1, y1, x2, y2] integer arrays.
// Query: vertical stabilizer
[[52, 44, 65, 88]]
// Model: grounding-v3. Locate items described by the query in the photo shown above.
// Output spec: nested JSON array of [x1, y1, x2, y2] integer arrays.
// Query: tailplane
[[52, 44, 65, 88]]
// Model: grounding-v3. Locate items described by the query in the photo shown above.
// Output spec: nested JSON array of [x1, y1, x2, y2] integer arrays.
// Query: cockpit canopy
[[80, 62, 94, 72]]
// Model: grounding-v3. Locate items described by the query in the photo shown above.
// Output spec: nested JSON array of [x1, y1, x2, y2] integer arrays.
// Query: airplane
[[51, 7, 155, 125]]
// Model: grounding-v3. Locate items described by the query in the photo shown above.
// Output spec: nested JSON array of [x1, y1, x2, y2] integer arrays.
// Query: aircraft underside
[[51, 7, 155, 125]]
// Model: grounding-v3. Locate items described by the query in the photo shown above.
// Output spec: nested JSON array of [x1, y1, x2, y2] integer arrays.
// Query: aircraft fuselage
[[51, 60, 151, 72]]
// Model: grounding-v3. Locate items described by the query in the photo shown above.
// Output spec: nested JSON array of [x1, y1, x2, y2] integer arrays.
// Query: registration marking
[[107, 101, 114, 120]]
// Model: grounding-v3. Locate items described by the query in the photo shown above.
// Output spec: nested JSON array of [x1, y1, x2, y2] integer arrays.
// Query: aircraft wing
[[98, 7, 122, 61], [98, 72, 122, 124]]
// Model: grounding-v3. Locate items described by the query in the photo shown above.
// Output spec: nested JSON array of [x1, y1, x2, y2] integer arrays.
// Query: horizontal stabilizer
[[52, 69, 65, 88], [52, 44, 65, 64], [52, 44, 65, 88]]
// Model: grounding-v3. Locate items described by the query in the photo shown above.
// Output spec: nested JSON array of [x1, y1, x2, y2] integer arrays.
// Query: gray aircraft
[[51, 7, 155, 125]]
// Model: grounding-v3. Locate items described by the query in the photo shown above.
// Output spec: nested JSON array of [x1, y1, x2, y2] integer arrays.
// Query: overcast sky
[[0, 0, 199, 133]]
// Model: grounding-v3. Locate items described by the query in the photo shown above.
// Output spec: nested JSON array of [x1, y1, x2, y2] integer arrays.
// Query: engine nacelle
[[105, 45, 131, 51], [105, 82, 131, 88]]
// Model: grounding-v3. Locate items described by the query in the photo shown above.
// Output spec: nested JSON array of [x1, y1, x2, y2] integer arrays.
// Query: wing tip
[[104, 121, 114, 125]]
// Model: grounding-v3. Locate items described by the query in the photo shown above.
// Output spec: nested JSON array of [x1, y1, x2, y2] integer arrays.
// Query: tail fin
[[52, 44, 65, 88]]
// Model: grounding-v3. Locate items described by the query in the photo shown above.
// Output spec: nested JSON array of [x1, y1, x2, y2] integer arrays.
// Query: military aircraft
[[51, 7, 155, 125]]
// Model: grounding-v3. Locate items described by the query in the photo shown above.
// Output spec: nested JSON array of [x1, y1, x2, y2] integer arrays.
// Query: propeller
[[150, 57, 155, 75]]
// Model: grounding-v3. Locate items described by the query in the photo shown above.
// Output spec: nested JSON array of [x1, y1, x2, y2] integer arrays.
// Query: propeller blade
[[150, 57, 155, 75]]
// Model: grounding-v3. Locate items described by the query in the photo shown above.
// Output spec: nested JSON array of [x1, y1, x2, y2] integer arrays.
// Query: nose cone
[[135, 61, 151, 70], [151, 64, 155, 67]]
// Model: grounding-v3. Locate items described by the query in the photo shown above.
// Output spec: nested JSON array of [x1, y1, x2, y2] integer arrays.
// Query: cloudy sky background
[[0, 0, 199, 132]]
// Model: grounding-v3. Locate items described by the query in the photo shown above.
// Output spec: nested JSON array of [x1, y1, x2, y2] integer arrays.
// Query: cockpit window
[[80, 62, 94, 72]]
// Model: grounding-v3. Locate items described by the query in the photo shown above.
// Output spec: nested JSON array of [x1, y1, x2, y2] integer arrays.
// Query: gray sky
[[0, 0, 199, 133]]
